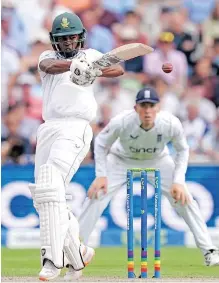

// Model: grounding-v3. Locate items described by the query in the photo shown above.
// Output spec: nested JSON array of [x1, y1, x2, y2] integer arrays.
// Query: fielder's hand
[[170, 183, 190, 205], [88, 177, 107, 199]]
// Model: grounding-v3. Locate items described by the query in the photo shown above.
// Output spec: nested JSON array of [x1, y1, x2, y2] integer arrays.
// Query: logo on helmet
[[61, 17, 70, 28], [144, 90, 150, 99]]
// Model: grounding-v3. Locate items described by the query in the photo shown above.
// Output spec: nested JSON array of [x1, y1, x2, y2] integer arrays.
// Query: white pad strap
[[35, 164, 68, 268], [29, 183, 72, 205]]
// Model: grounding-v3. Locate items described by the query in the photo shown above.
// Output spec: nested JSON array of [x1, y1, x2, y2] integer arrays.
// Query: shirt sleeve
[[171, 116, 189, 185], [94, 115, 122, 177], [38, 50, 57, 73], [85, 48, 104, 62]]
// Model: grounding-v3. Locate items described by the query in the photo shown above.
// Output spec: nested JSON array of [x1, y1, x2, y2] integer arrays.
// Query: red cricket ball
[[162, 63, 173, 73]]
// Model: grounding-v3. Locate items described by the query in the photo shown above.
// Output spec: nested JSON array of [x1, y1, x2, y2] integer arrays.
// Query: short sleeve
[[84, 48, 104, 62], [38, 50, 57, 72], [171, 116, 184, 139]]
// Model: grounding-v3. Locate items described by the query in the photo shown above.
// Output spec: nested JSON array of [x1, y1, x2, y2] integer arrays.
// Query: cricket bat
[[92, 43, 154, 69]]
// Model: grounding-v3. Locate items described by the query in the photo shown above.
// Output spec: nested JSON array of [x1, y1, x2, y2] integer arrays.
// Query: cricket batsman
[[78, 86, 219, 278], [29, 12, 124, 281]]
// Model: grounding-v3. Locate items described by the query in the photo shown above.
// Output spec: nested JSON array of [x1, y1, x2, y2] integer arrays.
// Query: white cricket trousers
[[34, 118, 93, 267], [79, 153, 216, 254], [35, 118, 92, 183]]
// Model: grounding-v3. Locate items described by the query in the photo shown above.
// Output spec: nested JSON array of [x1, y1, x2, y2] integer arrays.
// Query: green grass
[[1, 247, 219, 278]]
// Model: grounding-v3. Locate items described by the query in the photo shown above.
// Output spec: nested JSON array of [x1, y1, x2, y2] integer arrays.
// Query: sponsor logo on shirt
[[130, 135, 139, 139], [129, 147, 159, 153]]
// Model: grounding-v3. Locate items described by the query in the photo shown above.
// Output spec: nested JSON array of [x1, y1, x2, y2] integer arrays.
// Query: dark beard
[[59, 49, 79, 59]]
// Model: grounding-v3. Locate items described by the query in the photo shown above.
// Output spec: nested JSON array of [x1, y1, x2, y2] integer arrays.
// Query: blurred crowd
[[1, 0, 219, 165]]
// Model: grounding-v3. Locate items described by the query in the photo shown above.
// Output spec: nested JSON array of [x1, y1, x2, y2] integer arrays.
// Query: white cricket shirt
[[38, 49, 103, 121], [94, 110, 189, 184]]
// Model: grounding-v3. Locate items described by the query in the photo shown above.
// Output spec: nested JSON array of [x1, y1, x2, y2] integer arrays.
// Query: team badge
[[144, 90, 150, 98], [157, 134, 162, 142], [61, 17, 70, 28]]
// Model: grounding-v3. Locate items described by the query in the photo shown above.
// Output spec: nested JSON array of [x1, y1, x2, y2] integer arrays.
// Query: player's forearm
[[94, 144, 108, 177], [173, 147, 189, 185], [100, 65, 124, 78], [39, 59, 71, 74], [94, 117, 121, 176]]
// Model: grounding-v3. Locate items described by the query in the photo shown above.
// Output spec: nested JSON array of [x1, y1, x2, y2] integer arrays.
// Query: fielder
[[78, 86, 219, 275], [29, 12, 124, 281]]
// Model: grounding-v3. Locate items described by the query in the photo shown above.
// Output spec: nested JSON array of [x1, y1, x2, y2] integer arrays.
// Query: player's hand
[[170, 183, 190, 205], [85, 68, 102, 78], [88, 177, 107, 199], [70, 58, 91, 80], [70, 58, 102, 86]]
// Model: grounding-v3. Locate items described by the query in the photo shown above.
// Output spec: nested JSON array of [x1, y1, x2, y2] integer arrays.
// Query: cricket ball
[[162, 63, 173, 73]]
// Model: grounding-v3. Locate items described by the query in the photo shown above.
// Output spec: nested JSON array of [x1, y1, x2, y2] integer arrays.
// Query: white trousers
[[79, 153, 216, 254], [34, 118, 93, 267], [35, 118, 92, 183]]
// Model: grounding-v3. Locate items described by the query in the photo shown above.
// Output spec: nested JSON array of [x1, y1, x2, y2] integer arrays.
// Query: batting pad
[[28, 183, 38, 211], [35, 164, 69, 268], [64, 211, 85, 270]]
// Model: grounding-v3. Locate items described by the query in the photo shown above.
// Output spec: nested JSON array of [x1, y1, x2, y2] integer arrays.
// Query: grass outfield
[[1, 247, 219, 278]]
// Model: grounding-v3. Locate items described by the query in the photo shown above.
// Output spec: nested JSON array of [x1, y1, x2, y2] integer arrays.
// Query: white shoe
[[64, 245, 95, 281], [204, 249, 219, 266], [64, 267, 82, 281], [39, 260, 61, 281]]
